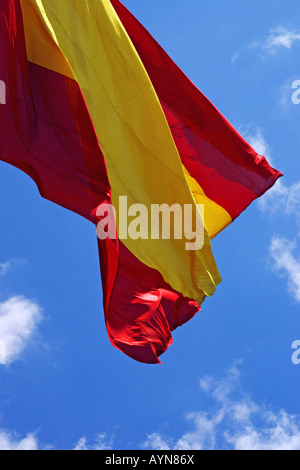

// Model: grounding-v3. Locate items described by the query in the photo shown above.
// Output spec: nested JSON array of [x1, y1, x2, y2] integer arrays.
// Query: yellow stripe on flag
[[183, 167, 233, 239], [28, 0, 222, 302], [21, 0, 74, 80]]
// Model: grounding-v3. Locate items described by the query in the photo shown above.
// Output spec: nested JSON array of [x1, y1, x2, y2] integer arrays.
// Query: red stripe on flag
[[110, 0, 282, 219], [98, 238, 199, 364]]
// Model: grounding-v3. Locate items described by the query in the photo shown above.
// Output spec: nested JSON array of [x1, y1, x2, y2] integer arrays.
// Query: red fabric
[[0, 0, 199, 364], [111, 0, 282, 219], [98, 238, 199, 363]]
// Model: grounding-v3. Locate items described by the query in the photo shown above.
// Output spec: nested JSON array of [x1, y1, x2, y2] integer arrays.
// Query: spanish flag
[[0, 0, 282, 363]]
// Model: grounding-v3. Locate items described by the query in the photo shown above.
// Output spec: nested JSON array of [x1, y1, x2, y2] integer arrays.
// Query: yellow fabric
[[183, 167, 232, 239], [21, 0, 74, 80], [25, 0, 222, 302]]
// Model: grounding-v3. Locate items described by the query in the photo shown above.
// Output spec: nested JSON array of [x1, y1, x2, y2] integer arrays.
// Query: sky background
[[1, 0, 300, 450]]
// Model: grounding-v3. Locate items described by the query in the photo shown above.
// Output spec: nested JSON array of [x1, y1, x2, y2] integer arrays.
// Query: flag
[[0, 0, 282, 363]]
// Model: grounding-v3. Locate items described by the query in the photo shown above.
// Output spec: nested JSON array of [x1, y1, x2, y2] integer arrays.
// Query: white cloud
[[0, 296, 42, 364], [244, 132, 300, 303], [0, 259, 26, 277], [227, 410, 300, 451], [142, 433, 171, 451], [232, 26, 300, 64], [241, 129, 300, 217], [73, 433, 113, 450], [258, 178, 300, 215], [269, 237, 300, 302], [248, 26, 300, 55], [246, 128, 273, 164], [0, 430, 113, 451], [0, 430, 39, 450], [142, 364, 300, 450], [231, 53, 239, 65], [0, 262, 11, 277], [264, 27, 300, 52], [3, 363, 300, 451]]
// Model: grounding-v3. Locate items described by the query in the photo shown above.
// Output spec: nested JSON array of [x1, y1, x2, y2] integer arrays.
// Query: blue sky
[[1, 0, 300, 450]]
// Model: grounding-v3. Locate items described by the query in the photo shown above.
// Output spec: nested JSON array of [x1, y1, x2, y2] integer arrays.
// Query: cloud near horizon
[[0, 430, 39, 451], [1, 364, 300, 450], [142, 364, 300, 451], [0, 430, 112, 451]]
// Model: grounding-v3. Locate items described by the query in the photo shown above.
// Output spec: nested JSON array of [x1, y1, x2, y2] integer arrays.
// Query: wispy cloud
[[0, 430, 39, 450], [245, 128, 273, 163], [0, 296, 43, 364], [0, 430, 113, 451], [231, 52, 239, 65], [142, 363, 300, 450], [2, 364, 300, 450], [73, 433, 113, 451], [0, 259, 27, 277], [243, 129, 300, 217], [263, 27, 300, 53], [258, 179, 300, 216], [244, 131, 300, 302], [232, 26, 300, 64], [269, 237, 300, 302], [0, 262, 11, 277]]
